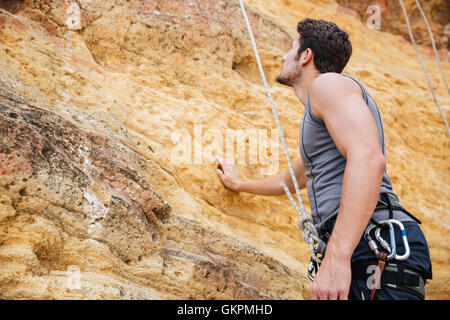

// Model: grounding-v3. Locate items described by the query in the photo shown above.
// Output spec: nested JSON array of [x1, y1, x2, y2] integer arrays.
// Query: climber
[[216, 18, 432, 300]]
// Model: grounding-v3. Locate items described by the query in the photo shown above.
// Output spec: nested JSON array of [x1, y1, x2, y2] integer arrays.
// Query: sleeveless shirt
[[299, 74, 413, 229]]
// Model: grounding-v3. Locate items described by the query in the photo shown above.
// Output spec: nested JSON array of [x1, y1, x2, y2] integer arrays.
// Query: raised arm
[[215, 157, 308, 196]]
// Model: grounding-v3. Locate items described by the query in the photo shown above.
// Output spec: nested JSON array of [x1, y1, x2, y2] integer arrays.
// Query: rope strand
[[414, 0, 449, 95], [398, 0, 450, 137], [238, 0, 321, 262]]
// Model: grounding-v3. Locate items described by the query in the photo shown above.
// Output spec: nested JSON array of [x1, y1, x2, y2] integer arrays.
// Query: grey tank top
[[299, 75, 414, 230]]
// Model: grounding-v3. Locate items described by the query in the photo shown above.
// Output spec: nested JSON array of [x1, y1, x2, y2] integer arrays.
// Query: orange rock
[[0, 0, 448, 300]]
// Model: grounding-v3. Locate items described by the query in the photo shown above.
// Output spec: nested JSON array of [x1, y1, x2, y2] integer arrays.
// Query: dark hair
[[297, 18, 352, 74]]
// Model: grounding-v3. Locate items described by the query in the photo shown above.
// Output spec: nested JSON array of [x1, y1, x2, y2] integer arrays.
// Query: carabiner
[[374, 219, 410, 261], [364, 220, 396, 260], [387, 219, 410, 261], [307, 257, 317, 281], [364, 224, 380, 257], [374, 220, 396, 260], [375, 227, 391, 253]]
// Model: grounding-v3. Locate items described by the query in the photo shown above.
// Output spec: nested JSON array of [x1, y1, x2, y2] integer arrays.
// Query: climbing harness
[[352, 260, 427, 299], [315, 208, 427, 299]]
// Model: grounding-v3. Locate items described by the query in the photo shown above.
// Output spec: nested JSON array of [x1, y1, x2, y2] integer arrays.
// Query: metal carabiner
[[364, 220, 396, 260], [374, 219, 410, 261], [387, 219, 410, 261], [374, 220, 396, 260], [364, 224, 380, 257], [375, 227, 391, 253], [307, 257, 317, 281]]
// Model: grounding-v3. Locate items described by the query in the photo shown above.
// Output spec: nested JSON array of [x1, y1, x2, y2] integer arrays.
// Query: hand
[[311, 253, 351, 300], [215, 156, 242, 192]]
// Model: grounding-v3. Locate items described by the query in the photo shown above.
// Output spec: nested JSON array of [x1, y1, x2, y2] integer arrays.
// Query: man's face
[[276, 38, 303, 87]]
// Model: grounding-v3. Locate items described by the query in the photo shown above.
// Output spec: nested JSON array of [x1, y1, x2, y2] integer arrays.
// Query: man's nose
[[282, 56, 286, 64]]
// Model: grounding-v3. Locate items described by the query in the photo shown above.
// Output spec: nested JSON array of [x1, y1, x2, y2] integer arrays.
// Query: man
[[215, 18, 432, 300]]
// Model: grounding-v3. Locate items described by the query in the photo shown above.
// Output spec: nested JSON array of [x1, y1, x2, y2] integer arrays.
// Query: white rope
[[238, 0, 321, 262], [398, 0, 450, 137], [414, 0, 449, 95]]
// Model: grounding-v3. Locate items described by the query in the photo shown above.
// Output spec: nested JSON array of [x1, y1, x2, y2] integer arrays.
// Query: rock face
[[0, 85, 306, 299], [0, 0, 448, 299]]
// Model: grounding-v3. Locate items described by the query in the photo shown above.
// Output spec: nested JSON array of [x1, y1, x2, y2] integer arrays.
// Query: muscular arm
[[216, 157, 308, 196], [309, 73, 386, 300]]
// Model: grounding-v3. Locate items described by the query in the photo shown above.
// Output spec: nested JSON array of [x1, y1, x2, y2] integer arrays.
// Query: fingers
[[312, 288, 348, 300], [311, 291, 319, 300], [216, 168, 224, 179], [328, 290, 338, 300], [318, 289, 329, 300], [312, 289, 332, 300], [215, 156, 225, 165], [338, 289, 349, 300], [215, 157, 225, 171], [311, 283, 320, 300], [215, 156, 233, 167], [215, 156, 234, 174], [215, 157, 240, 191], [215, 157, 228, 185], [215, 157, 224, 173], [312, 281, 347, 300]]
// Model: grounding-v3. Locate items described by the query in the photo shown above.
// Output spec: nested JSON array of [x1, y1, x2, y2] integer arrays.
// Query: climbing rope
[[414, 0, 449, 95], [238, 0, 322, 262], [398, 0, 450, 137]]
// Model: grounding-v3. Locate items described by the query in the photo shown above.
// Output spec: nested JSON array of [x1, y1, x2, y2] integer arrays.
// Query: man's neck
[[293, 69, 322, 106]]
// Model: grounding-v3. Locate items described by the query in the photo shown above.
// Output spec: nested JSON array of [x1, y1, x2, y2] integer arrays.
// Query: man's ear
[[300, 48, 313, 66]]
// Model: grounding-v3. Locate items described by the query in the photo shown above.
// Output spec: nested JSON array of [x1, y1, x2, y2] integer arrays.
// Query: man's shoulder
[[309, 73, 364, 120], [311, 72, 361, 95]]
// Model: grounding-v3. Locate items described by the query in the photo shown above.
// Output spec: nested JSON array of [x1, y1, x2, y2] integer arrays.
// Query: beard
[[276, 65, 301, 87]]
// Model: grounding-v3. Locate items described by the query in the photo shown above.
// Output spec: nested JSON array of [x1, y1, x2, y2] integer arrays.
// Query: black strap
[[352, 262, 419, 286], [397, 205, 422, 225], [385, 282, 424, 300], [376, 192, 422, 224], [383, 193, 394, 220], [397, 263, 405, 286], [352, 259, 426, 299], [352, 259, 431, 282], [319, 193, 422, 238], [370, 217, 383, 228]]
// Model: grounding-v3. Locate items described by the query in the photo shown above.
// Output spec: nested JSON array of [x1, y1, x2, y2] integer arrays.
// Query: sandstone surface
[[0, 0, 448, 299]]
